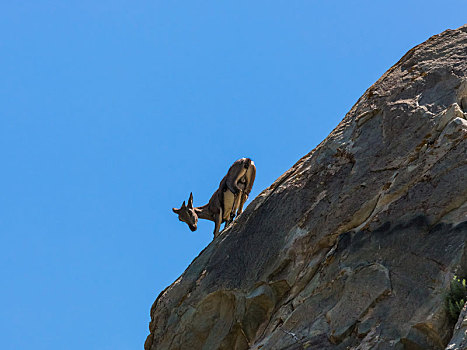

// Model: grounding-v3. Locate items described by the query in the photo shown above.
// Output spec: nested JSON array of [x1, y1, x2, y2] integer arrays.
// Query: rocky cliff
[[146, 25, 467, 350]]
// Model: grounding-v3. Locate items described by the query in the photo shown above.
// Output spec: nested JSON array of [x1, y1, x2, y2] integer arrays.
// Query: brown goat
[[172, 158, 256, 237]]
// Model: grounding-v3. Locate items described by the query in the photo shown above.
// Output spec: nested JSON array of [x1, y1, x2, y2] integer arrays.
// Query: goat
[[172, 158, 256, 238]]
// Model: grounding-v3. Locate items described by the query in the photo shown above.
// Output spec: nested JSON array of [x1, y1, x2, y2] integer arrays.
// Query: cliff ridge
[[146, 25, 467, 350]]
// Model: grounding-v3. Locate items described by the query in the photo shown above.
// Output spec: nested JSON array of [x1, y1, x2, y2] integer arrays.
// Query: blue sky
[[1, 1, 466, 349]]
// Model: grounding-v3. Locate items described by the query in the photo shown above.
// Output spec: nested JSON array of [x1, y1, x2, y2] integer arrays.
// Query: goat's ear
[[172, 208, 180, 214], [181, 201, 186, 208], [188, 192, 194, 208]]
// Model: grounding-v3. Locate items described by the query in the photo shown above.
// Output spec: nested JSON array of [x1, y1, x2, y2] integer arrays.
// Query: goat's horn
[[188, 192, 194, 208]]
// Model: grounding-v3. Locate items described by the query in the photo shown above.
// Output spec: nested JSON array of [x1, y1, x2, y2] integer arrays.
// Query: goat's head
[[172, 192, 198, 232]]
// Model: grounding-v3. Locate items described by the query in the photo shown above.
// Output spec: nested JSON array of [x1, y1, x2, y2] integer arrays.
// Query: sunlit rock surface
[[146, 24, 467, 350]]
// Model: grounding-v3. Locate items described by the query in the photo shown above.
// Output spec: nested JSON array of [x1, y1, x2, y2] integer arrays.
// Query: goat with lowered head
[[172, 158, 256, 238]]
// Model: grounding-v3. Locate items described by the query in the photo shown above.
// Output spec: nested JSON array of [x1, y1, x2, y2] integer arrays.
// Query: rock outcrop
[[146, 25, 467, 350]]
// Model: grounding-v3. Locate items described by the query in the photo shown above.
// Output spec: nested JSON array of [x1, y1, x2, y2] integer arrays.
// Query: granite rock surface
[[447, 301, 467, 350], [146, 25, 467, 350]]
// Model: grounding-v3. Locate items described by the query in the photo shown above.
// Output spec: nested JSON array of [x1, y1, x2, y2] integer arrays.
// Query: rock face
[[447, 302, 467, 349], [146, 25, 467, 350]]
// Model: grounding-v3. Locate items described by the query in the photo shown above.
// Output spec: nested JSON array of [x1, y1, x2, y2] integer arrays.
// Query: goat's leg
[[214, 209, 222, 238], [230, 191, 242, 221], [237, 192, 248, 215]]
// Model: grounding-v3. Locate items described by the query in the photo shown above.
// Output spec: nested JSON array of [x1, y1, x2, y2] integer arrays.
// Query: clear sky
[[1, 1, 465, 349]]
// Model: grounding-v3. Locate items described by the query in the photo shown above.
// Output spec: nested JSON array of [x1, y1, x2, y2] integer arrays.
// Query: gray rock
[[446, 302, 467, 350], [145, 24, 467, 350]]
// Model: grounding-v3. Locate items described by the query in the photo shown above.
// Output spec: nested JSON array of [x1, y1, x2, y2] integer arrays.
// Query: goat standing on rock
[[172, 158, 256, 238]]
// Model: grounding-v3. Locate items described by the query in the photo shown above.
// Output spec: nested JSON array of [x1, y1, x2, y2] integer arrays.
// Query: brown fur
[[172, 158, 256, 238]]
